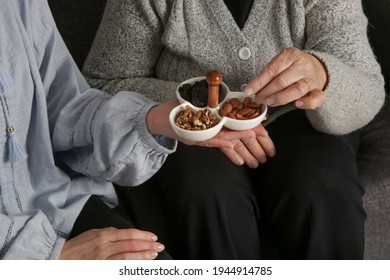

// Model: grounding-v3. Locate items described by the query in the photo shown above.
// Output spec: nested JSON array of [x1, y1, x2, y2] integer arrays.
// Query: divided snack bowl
[[169, 76, 267, 141]]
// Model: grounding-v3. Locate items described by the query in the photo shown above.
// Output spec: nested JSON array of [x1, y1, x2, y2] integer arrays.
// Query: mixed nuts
[[174, 105, 219, 130]]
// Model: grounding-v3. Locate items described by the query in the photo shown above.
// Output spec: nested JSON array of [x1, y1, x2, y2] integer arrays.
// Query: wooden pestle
[[206, 70, 222, 108]]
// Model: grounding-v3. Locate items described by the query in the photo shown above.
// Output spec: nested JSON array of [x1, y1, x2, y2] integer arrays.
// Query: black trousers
[[140, 109, 365, 260], [69, 195, 172, 260]]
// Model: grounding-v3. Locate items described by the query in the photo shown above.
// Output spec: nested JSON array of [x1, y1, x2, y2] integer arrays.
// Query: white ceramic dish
[[170, 76, 267, 141], [221, 91, 267, 131], [169, 102, 224, 142]]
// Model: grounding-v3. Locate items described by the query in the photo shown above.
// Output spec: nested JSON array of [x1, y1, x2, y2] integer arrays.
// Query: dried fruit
[[178, 79, 226, 107]]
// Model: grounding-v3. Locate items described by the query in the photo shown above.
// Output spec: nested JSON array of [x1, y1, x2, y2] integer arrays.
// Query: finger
[[245, 48, 299, 96], [107, 228, 158, 242], [250, 124, 269, 137], [256, 135, 276, 158], [257, 78, 312, 106], [219, 147, 245, 166], [254, 64, 306, 103], [242, 137, 267, 164], [104, 239, 164, 257], [213, 129, 256, 141], [234, 140, 260, 168], [295, 89, 326, 109], [108, 250, 159, 260], [188, 129, 256, 149], [197, 138, 234, 149]]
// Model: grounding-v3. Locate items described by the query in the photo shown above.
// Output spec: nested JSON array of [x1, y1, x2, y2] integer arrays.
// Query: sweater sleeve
[[82, 0, 179, 103], [304, 0, 385, 134]]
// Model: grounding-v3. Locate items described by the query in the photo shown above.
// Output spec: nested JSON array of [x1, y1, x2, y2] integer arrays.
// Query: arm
[[1, 0, 172, 259], [304, 0, 385, 134], [34, 0, 177, 186], [82, 0, 177, 103], [246, 0, 385, 135]]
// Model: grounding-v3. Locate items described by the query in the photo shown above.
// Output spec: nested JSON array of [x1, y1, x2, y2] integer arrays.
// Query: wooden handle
[[206, 70, 222, 108]]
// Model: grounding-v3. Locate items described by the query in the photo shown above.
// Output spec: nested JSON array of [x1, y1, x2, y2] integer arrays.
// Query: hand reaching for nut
[[244, 47, 327, 109]]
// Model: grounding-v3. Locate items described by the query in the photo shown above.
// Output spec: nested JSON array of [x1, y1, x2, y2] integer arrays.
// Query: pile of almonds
[[175, 105, 219, 130], [219, 97, 261, 120]]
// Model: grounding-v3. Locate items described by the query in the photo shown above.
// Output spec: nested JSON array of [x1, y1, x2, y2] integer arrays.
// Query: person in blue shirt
[[82, 0, 385, 259], [0, 0, 268, 259]]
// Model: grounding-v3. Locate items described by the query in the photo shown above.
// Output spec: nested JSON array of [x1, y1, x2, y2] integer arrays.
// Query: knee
[[171, 175, 256, 207], [273, 161, 363, 213]]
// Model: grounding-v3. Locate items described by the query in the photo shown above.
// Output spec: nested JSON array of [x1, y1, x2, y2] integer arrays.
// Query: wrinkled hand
[[218, 124, 276, 168], [172, 115, 276, 167], [245, 48, 328, 109], [60, 227, 164, 260]]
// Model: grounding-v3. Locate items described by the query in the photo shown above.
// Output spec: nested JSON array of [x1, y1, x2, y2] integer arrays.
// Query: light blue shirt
[[0, 0, 176, 259]]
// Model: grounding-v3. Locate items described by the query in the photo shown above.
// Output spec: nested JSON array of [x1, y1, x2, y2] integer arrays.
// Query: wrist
[[310, 53, 329, 90], [146, 100, 179, 137], [146, 105, 160, 136]]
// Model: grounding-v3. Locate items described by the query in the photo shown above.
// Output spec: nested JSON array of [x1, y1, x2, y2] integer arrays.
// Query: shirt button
[[238, 47, 251, 61]]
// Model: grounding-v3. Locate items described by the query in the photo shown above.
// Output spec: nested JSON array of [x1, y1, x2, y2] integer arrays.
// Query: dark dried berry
[[179, 79, 226, 107]]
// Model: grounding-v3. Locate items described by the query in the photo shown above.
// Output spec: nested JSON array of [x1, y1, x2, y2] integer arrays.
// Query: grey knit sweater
[[83, 0, 385, 135]]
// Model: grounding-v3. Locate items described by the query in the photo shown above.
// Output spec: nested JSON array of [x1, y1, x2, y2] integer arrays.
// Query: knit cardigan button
[[238, 47, 251, 60]]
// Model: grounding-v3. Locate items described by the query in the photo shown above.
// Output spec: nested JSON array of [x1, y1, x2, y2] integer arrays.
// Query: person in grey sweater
[[83, 0, 385, 259]]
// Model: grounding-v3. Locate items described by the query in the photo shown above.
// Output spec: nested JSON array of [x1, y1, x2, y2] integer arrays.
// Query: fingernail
[[151, 252, 158, 259], [151, 235, 158, 241], [255, 96, 263, 104], [266, 98, 274, 106], [245, 87, 253, 96], [236, 157, 244, 166], [295, 101, 304, 108], [157, 244, 165, 252]]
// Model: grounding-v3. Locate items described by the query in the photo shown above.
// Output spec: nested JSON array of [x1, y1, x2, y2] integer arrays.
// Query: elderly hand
[[245, 48, 328, 110], [218, 124, 276, 168], [60, 227, 165, 260], [178, 123, 275, 168]]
